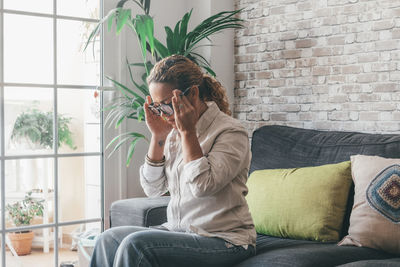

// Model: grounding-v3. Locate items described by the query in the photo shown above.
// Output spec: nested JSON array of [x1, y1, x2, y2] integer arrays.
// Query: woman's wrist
[[148, 135, 167, 163], [181, 130, 197, 139], [151, 135, 167, 148], [145, 154, 165, 167]]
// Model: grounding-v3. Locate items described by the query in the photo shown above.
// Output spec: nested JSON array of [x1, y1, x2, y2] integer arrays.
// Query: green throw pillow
[[246, 161, 352, 242]]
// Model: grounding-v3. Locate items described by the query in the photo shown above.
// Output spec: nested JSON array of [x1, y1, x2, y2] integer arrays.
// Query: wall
[[234, 0, 400, 136]]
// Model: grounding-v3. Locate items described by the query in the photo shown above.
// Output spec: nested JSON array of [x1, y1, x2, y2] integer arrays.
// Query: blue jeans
[[90, 226, 255, 267]]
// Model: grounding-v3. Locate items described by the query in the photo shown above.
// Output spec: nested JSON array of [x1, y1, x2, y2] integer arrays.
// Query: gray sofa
[[110, 125, 400, 266]]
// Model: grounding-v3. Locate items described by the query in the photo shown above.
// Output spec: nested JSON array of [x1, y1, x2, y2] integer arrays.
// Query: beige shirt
[[140, 101, 256, 247]]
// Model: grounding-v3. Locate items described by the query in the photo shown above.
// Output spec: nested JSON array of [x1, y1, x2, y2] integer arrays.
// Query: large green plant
[[86, 0, 243, 166], [11, 109, 76, 150]]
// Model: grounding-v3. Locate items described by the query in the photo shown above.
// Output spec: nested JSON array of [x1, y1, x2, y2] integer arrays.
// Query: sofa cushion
[[110, 196, 170, 227], [337, 258, 400, 267], [250, 125, 400, 172], [234, 235, 395, 267], [339, 155, 400, 254], [246, 161, 352, 241]]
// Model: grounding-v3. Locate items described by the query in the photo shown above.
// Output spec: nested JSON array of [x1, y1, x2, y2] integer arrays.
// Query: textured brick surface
[[234, 0, 400, 135]]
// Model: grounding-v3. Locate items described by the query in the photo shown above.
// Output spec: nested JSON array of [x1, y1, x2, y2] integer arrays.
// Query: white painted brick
[[390, 71, 400, 81], [375, 40, 400, 51], [372, 102, 397, 111], [372, 62, 397, 72], [380, 112, 393, 121], [376, 122, 400, 132], [359, 12, 381, 22], [347, 15, 358, 23], [349, 112, 359, 121], [379, 30, 393, 40], [359, 112, 380, 121], [298, 30, 309, 38], [372, 20, 395, 31], [363, 63, 372, 73], [380, 51, 391, 61], [380, 93, 393, 101]]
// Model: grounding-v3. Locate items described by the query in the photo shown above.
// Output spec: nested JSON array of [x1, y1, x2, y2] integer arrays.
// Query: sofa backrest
[[250, 125, 400, 173], [249, 125, 400, 237]]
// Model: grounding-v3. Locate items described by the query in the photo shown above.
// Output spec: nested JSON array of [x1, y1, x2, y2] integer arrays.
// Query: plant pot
[[8, 231, 35, 256]]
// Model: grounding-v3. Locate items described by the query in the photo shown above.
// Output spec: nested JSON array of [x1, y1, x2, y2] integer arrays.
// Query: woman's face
[[149, 82, 179, 128]]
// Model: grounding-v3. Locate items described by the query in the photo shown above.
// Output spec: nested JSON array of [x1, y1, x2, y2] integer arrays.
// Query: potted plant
[[85, 0, 244, 166], [6, 191, 45, 256], [10, 108, 77, 150]]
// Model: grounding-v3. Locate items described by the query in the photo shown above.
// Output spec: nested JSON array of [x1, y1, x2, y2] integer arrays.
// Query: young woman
[[91, 55, 256, 267]]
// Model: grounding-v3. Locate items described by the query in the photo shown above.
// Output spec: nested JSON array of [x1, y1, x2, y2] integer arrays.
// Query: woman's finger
[[143, 102, 150, 116], [146, 95, 152, 104], [172, 95, 180, 114], [180, 94, 192, 108]]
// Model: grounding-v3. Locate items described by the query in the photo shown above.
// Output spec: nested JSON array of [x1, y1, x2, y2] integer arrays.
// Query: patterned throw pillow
[[338, 155, 400, 254]]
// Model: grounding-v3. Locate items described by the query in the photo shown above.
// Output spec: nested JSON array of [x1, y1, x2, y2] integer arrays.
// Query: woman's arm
[[145, 95, 172, 161], [171, 90, 204, 164], [140, 164, 168, 197], [181, 129, 250, 198], [140, 96, 172, 197]]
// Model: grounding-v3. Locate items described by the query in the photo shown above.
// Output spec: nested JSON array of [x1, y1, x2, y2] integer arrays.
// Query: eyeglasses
[[148, 86, 192, 116]]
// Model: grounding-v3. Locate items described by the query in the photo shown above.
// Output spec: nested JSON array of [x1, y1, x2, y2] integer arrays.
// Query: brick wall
[[234, 0, 400, 135]]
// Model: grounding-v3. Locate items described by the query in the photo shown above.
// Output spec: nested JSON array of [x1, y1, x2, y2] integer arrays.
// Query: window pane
[[6, 227, 56, 265], [58, 89, 101, 154], [58, 222, 101, 267], [4, 87, 54, 155], [57, 20, 100, 86], [4, 14, 53, 84], [59, 156, 101, 222], [57, 0, 100, 19], [5, 158, 54, 229], [4, 0, 53, 14]]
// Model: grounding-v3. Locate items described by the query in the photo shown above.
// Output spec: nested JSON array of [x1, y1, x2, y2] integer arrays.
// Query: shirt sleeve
[[140, 162, 168, 197], [180, 128, 250, 198]]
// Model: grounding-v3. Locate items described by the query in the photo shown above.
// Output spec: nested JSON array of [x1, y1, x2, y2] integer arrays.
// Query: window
[[0, 0, 104, 266]]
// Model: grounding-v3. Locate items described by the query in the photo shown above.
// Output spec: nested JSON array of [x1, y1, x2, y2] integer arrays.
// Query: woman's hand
[[144, 95, 172, 139], [171, 90, 198, 135]]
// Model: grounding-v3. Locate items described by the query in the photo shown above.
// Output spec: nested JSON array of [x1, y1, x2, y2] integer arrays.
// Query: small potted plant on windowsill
[[6, 191, 45, 256]]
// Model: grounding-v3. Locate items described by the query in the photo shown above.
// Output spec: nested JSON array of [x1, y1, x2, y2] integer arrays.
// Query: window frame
[[0, 0, 106, 265]]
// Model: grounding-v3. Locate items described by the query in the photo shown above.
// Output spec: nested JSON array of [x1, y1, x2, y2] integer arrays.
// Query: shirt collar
[[196, 101, 220, 137]]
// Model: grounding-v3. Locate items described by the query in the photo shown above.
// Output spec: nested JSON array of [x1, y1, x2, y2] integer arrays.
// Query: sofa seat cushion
[[337, 258, 400, 267], [234, 234, 395, 267]]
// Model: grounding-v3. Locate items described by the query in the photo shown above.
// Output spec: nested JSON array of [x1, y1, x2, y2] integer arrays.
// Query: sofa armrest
[[110, 196, 170, 228]]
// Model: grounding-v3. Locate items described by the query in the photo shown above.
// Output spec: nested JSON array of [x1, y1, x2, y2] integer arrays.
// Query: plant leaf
[[84, 8, 119, 51], [164, 26, 174, 53], [106, 76, 145, 104], [116, 0, 129, 8], [108, 12, 116, 31], [126, 59, 149, 96], [153, 38, 169, 58], [180, 10, 192, 40], [126, 138, 140, 166], [134, 14, 154, 63], [143, 0, 151, 14], [116, 8, 131, 34]]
